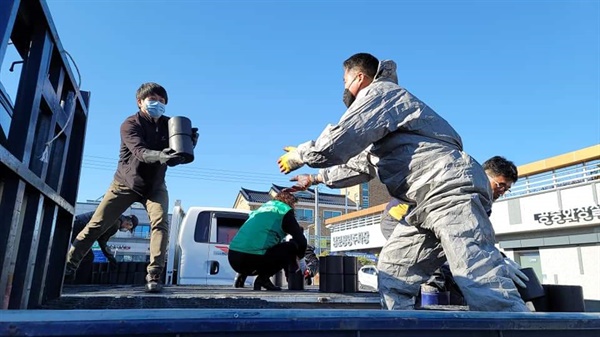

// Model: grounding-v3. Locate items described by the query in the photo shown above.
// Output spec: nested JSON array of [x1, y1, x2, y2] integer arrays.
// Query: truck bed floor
[[40, 284, 381, 310]]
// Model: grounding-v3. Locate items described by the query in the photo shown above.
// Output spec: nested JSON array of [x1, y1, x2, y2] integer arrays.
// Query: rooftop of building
[[239, 184, 356, 207]]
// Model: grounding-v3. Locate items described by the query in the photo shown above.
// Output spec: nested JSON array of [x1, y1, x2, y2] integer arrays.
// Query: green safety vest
[[229, 200, 290, 255]]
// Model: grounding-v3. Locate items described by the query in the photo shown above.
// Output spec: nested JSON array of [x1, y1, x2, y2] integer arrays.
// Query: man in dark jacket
[[69, 211, 138, 283], [65, 82, 197, 293]]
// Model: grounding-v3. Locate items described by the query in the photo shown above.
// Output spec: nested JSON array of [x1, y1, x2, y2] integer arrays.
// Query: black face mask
[[343, 76, 358, 108], [342, 89, 356, 108]]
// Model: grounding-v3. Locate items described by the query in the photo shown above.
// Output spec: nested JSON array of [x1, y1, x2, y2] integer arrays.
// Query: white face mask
[[145, 100, 166, 118], [119, 227, 129, 232]]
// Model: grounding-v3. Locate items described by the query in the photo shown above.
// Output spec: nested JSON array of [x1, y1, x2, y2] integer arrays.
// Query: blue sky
[[2, 0, 599, 209]]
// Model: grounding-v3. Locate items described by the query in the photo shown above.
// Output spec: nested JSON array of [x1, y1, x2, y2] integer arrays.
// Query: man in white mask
[[65, 82, 197, 293]]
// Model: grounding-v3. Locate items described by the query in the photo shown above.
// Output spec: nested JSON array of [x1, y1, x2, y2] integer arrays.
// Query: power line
[[82, 162, 291, 184], [83, 161, 283, 182], [81, 163, 294, 186], [83, 155, 285, 179]]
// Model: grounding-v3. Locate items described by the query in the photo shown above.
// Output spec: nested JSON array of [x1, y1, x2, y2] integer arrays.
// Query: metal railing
[[329, 213, 383, 233], [501, 160, 600, 200]]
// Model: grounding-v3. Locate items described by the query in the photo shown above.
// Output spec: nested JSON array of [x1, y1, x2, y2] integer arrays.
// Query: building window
[[514, 250, 543, 281], [133, 224, 150, 239], [117, 254, 149, 263], [361, 197, 369, 209], [361, 183, 369, 208], [296, 208, 314, 222], [323, 210, 342, 219], [361, 183, 369, 195]]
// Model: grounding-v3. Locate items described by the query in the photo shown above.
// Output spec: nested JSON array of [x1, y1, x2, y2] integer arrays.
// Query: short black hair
[[483, 156, 518, 183], [343, 53, 379, 79], [128, 214, 139, 232], [136, 82, 168, 104]]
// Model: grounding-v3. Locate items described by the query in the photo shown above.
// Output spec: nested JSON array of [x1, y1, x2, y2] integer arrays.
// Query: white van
[[165, 201, 254, 286]]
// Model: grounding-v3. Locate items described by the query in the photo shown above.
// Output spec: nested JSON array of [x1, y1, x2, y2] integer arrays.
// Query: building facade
[[490, 146, 600, 302], [340, 179, 390, 210]]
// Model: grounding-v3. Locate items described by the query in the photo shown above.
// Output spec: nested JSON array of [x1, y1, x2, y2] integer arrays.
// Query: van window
[[216, 216, 246, 244], [194, 211, 210, 243]]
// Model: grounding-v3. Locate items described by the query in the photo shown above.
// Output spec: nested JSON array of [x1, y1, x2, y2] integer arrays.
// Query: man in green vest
[[228, 191, 307, 291]]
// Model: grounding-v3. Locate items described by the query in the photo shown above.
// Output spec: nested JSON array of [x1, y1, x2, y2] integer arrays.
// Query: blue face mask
[[145, 100, 165, 118]]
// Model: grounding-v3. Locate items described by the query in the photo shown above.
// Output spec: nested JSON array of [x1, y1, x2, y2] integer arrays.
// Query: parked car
[[358, 265, 378, 290]]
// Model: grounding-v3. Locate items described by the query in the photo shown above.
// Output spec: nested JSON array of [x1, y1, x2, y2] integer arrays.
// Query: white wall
[[491, 184, 599, 235], [561, 185, 597, 209], [539, 245, 600, 300]]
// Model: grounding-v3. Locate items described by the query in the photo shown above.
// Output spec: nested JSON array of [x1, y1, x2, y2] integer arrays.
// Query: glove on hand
[[503, 258, 529, 288], [143, 148, 179, 165], [191, 128, 199, 147], [278, 146, 304, 174], [283, 174, 321, 193]]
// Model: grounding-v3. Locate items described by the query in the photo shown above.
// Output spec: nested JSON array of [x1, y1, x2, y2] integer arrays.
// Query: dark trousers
[[66, 180, 169, 278], [69, 219, 94, 284], [228, 242, 299, 278], [73, 250, 94, 284]]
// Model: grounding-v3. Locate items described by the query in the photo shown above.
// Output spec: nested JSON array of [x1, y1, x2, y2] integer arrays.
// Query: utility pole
[[344, 190, 348, 214], [314, 186, 320, 255]]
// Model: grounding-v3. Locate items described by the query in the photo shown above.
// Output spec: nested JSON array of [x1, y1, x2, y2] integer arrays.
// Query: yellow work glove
[[278, 146, 304, 174], [389, 203, 409, 221]]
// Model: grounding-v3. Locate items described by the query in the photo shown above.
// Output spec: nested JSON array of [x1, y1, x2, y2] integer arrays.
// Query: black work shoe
[[145, 274, 163, 293], [253, 276, 281, 291], [234, 273, 247, 288], [64, 268, 76, 283]]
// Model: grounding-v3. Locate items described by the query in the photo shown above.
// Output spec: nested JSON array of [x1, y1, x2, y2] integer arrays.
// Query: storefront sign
[[533, 205, 600, 226], [332, 231, 370, 249], [330, 224, 387, 251], [108, 244, 131, 251]]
